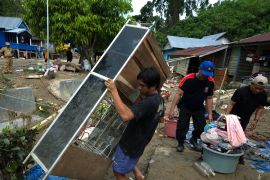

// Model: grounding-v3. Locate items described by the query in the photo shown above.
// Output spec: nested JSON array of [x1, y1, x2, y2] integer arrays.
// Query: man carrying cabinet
[[105, 67, 164, 180]]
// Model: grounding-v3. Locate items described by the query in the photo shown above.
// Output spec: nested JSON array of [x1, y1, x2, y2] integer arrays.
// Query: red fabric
[[178, 73, 195, 88]]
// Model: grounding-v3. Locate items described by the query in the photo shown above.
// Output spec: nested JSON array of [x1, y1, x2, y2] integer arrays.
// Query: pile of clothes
[[201, 114, 247, 154]]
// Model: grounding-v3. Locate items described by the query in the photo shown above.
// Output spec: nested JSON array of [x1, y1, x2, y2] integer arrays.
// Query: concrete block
[[0, 87, 36, 122], [49, 79, 83, 101]]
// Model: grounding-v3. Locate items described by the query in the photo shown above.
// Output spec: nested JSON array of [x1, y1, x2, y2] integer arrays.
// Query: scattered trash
[[38, 106, 44, 111], [264, 106, 270, 110], [36, 63, 45, 72], [200, 161, 216, 176], [83, 59, 91, 71], [193, 161, 210, 177], [59, 65, 66, 71], [25, 75, 43, 79], [161, 87, 170, 101], [220, 104, 228, 110], [44, 68, 56, 79]]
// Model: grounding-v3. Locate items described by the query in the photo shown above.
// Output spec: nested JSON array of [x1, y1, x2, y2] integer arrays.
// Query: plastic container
[[200, 161, 216, 176], [164, 119, 177, 138], [202, 145, 244, 173], [193, 162, 210, 177], [83, 59, 91, 71]]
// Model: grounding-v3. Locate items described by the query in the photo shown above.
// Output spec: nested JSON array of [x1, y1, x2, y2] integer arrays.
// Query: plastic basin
[[202, 145, 244, 173]]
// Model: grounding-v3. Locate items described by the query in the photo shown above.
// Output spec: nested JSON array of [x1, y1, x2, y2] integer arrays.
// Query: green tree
[[132, 1, 165, 31], [152, 0, 209, 27], [0, 0, 23, 16], [164, 0, 270, 41], [139, 1, 154, 22], [22, 0, 132, 66]]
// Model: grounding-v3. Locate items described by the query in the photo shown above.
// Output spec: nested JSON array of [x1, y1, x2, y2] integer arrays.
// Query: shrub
[[0, 127, 37, 179]]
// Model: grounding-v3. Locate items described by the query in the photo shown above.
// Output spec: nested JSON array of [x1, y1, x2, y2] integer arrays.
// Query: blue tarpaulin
[[24, 165, 70, 180], [249, 140, 270, 172]]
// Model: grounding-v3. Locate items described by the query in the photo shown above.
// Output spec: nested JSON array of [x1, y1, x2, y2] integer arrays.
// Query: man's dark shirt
[[119, 93, 162, 158], [177, 73, 215, 111], [66, 50, 72, 62], [231, 85, 267, 127]]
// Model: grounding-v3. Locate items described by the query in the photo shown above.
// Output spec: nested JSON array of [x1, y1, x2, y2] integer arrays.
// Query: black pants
[[176, 107, 205, 145]]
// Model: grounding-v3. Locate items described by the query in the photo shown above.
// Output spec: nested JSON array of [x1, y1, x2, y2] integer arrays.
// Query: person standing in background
[[66, 47, 73, 63], [0, 42, 14, 74], [44, 49, 49, 63]]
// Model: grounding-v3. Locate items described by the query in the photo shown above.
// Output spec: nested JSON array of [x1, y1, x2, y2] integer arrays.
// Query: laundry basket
[[202, 145, 244, 173]]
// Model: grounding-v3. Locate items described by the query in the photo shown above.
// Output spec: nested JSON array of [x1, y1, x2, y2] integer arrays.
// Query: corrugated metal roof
[[0, 16, 22, 30], [166, 35, 223, 49], [5, 28, 27, 34], [169, 45, 228, 58], [234, 32, 270, 44], [202, 32, 226, 40]]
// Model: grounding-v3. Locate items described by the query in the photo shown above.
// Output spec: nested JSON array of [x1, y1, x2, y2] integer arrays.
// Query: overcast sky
[[131, 0, 219, 15]]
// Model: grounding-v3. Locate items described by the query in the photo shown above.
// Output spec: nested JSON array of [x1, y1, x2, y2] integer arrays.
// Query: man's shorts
[[112, 145, 139, 174]]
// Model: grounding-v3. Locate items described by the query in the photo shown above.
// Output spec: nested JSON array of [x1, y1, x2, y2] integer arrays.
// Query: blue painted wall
[[0, 31, 6, 48], [162, 48, 177, 60], [0, 31, 39, 51], [10, 42, 38, 51]]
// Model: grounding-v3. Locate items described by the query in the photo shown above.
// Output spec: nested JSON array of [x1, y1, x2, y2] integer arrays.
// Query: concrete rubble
[[0, 87, 36, 121], [48, 79, 83, 101], [0, 87, 41, 131]]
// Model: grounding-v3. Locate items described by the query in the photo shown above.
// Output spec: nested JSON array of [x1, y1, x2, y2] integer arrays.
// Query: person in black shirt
[[105, 67, 163, 180], [226, 74, 268, 130], [168, 60, 215, 152]]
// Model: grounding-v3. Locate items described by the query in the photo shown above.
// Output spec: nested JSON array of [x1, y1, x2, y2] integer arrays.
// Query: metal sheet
[[94, 26, 148, 78], [33, 75, 105, 169]]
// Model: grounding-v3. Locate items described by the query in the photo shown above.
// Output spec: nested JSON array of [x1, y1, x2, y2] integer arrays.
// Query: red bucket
[[164, 119, 177, 138]]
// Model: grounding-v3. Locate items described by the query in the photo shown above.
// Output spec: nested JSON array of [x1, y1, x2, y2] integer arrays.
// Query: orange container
[[164, 119, 177, 138]]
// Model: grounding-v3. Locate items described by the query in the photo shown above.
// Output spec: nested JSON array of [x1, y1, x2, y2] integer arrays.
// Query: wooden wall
[[116, 32, 170, 104], [227, 47, 240, 79]]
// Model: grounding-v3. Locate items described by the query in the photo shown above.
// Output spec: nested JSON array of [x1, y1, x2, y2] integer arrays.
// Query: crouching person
[[105, 67, 164, 180]]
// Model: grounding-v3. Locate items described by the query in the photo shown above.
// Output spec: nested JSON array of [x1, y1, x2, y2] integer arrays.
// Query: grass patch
[[0, 73, 13, 93]]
